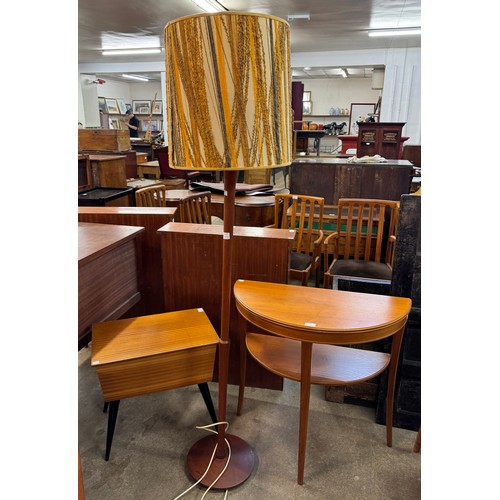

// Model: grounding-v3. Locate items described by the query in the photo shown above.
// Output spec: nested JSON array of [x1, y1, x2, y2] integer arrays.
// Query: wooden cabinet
[[356, 122, 408, 159], [78, 207, 177, 317], [290, 157, 413, 205], [89, 154, 127, 187], [158, 222, 295, 389], [78, 222, 144, 349], [80, 150, 148, 179]]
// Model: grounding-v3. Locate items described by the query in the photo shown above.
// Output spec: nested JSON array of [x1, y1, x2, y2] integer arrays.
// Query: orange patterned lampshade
[[164, 12, 292, 171]]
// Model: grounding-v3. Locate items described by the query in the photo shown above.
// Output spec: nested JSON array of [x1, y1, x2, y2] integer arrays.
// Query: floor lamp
[[165, 12, 292, 489]]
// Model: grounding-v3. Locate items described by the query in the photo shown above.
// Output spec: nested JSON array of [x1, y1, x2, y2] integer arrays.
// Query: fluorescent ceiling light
[[340, 69, 348, 78], [368, 28, 421, 37], [191, 0, 226, 12], [287, 14, 310, 21], [102, 48, 162, 55], [122, 74, 149, 82]]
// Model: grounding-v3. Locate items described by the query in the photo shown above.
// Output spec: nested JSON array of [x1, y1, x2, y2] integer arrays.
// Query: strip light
[[102, 48, 162, 56], [191, 0, 226, 12], [122, 74, 149, 82], [368, 28, 421, 37]]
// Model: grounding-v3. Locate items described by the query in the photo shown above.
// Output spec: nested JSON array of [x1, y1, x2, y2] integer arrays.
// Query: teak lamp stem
[[165, 11, 291, 490], [186, 171, 254, 488]]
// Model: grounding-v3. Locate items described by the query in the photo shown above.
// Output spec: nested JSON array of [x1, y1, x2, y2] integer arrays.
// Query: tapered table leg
[[297, 343, 313, 485], [105, 400, 120, 461]]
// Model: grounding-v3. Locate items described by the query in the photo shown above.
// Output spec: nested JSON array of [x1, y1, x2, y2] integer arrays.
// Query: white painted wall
[[292, 47, 421, 145], [79, 46, 421, 145], [298, 78, 380, 120]]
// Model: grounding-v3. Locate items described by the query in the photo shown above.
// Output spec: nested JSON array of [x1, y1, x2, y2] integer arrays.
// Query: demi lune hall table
[[233, 279, 412, 484]]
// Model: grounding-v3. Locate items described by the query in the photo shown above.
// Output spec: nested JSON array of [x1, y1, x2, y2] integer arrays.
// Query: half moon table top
[[233, 280, 411, 344]]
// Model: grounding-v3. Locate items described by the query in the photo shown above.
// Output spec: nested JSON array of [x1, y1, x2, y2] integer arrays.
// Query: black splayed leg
[[105, 400, 120, 461], [197, 383, 218, 424], [103, 402, 109, 413]]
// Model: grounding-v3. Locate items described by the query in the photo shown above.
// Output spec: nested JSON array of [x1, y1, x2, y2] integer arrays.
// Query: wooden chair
[[269, 194, 325, 287], [155, 146, 201, 187], [135, 184, 168, 207], [177, 191, 212, 224], [323, 198, 399, 289]]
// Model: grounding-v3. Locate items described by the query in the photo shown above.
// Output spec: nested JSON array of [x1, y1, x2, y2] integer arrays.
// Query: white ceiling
[[79, 0, 421, 83]]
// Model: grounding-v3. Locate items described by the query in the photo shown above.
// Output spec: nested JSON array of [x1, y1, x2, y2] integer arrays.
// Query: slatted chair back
[[178, 191, 212, 224], [273, 193, 325, 286], [323, 198, 399, 288], [135, 184, 168, 207]]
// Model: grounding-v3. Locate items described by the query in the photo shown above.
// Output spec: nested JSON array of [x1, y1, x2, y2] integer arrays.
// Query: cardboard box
[[78, 129, 131, 152]]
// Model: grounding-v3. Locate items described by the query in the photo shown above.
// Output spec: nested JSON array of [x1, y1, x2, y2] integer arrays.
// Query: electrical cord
[[173, 421, 231, 500]]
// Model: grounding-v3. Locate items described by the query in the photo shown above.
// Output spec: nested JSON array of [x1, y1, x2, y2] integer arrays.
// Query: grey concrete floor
[[78, 346, 420, 500]]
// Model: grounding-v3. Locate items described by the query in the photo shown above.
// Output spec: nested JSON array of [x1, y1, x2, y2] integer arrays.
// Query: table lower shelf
[[246, 333, 390, 385]]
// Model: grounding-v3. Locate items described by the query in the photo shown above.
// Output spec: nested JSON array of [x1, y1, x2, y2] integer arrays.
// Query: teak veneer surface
[[91, 309, 218, 365], [78, 222, 144, 265], [158, 221, 295, 240], [246, 333, 390, 385], [78, 208, 177, 316], [91, 309, 219, 402], [78, 222, 144, 347], [234, 280, 411, 344]]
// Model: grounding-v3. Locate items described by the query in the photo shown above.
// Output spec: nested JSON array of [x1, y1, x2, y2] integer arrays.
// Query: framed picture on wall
[[133, 100, 151, 114], [125, 103, 133, 113], [116, 98, 128, 115], [303, 101, 312, 115], [348, 103, 376, 134], [152, 100, 162, 115], [303, 91, 311, 102], [105, 98, 120, 114], [141, 119, 159, 132], [98, 97, 108, 114]]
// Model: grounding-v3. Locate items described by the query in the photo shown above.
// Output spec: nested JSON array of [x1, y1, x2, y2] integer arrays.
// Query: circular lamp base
[[186, 433, 254, 489]]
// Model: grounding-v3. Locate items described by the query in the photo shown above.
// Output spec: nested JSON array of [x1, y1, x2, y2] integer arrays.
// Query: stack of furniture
[[78, 128, 149, 180]]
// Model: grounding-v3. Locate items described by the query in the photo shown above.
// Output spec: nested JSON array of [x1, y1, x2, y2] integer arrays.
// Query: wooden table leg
[[386, 327, 405, 447], [298, 342, 313, 485], [105, 400, 120, 461]]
